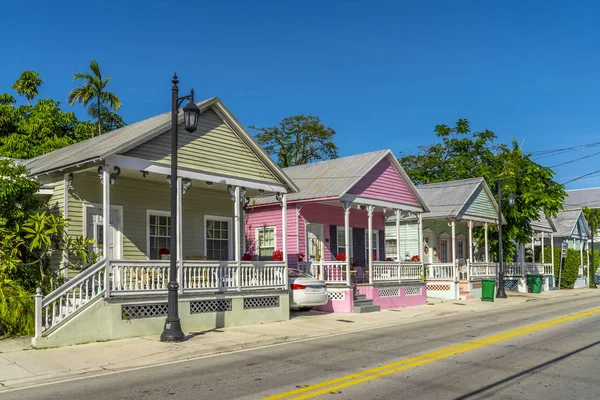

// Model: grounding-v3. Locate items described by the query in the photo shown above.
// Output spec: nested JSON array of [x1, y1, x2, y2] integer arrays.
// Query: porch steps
[[353, 294, 380, 313]]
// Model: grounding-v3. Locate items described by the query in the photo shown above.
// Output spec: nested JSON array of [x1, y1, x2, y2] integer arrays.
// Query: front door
[[306, 223, 324, 261], [85, 205, 123, 260], [423, 232, 434, 264]]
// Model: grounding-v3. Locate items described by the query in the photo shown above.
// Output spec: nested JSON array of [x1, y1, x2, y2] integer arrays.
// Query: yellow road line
[[265, 307, 600, 400]]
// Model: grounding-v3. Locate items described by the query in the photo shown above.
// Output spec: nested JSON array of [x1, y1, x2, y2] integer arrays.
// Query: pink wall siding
[[246, 202, 385, 264], [301, 203, 385, 262], [348, 158, 420, 206], [245, 205, 299, 266]]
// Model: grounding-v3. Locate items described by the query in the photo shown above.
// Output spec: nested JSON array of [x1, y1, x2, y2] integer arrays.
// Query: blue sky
[[2, 0, 600, 189]]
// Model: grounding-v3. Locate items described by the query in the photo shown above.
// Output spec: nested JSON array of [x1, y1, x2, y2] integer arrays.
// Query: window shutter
[[330, 224, 338, 259], [353, 228, 366, 266], [379, 230, 386, 260]]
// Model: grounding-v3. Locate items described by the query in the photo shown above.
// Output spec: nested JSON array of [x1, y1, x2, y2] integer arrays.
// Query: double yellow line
[[266, 307, 600, 399]]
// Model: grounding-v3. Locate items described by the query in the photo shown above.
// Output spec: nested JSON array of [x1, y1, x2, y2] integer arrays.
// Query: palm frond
[[101, 91, 122, 112]]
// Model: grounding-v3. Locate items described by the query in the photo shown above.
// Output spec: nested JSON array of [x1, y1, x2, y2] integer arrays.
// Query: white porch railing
[[35, 258, 107, 338], [34, 259, 287, 338], [468, 262, 497, 278], [505, 262, 553, 276], [372, 261, 423, 283], [297, 261, 349, 284], [426, 263, 455, 280]]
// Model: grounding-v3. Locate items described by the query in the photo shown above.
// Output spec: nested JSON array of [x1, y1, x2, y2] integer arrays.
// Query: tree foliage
[[0, 70, 126, 159], [11, 71, 43, 105], [0, 159, 40, 228], [68, 60, 122, 137], [400, 119, 566, 260], [251, 115, 338, 168], [582, 206, 600, 287]]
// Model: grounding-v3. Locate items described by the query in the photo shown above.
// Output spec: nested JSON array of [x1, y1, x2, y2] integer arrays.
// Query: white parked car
[[288, 269, 328, 311]]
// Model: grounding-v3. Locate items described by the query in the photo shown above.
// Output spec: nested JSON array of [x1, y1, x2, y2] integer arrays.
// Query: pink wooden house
[[246, 150, 429, 313]]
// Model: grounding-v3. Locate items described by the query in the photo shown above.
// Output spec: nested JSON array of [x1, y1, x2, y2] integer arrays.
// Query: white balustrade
[[426, 263, 455, 280], [468, 262, 497, 278], [504, 262, 522, 276], [110, 260, 170, 292], [371, 261, 422, 282], [36, 259, 107, 337], [543, 263, 553, 276], [296, 261, 349, 283], [239, 261, 286, 289]]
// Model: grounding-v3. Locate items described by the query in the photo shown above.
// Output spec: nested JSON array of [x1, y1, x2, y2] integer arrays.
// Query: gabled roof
[[531, 214, 557, 233], [24, 97, 298, 193], [563, 187, 600, 210], [252, 149, 428, 210], [552, 209, 590, 238], [415, 177, 505, 224]]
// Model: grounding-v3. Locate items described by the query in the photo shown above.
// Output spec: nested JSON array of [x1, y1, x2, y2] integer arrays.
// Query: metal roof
[[531, 214, 556, 233], [563, 187, 600, 210], [552, 209, 589, 238], [22, 98, 298, 193], [251, 149, 427, 210], [417, 178, 484, 219]]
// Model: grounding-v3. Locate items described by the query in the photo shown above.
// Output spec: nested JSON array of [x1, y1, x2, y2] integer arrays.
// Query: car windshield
[[288, 269, 314, 278]]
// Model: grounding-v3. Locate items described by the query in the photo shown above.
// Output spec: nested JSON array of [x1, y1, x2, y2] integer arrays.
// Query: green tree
[[11, 71, 43, 105], [67, 60, 122, 137], [0, 159, 40, 228], [250, 115, 338, 168], [400, 119, 566, 260], [583, 206, 600, 287]]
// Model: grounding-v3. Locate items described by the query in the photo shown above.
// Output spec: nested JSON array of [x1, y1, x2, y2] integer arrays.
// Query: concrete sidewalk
[[1, 288, 599, 391]]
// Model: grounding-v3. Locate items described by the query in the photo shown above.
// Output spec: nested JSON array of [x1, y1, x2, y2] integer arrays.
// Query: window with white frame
[[385, 239, 397, 259], [256, 226, 276, 261], [205, 216, 231, 261], [365, 231, 379, 261], [337, 227, 349, 258], [457, 238, 465, 260], [439, 238, 449, 263], [147, 211, 171, 260]]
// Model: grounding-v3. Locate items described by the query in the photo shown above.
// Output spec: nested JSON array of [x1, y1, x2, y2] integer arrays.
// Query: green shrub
[[538, 246, 581, 289]]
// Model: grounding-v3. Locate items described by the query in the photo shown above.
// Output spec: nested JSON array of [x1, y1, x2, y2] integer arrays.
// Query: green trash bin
[[481, 278, 496, 302], [527, 275, 542, 294]]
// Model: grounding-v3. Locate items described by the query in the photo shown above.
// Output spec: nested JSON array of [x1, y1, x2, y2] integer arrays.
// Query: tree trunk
[[97, 99, 103, 136]]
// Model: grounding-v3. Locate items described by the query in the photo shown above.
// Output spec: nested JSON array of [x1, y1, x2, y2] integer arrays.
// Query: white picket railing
[[426, 263, 455, 280], [468, 262, 497, 278], [240, 261, 287, 289], [371, 261, 422, 282], [111, 260, 170, 292], [35, 259, 107, 338], [296, 261, 349, 284]]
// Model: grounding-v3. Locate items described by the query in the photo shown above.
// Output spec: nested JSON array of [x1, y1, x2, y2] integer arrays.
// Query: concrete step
[[354, 299, 374, 306], [355, 294, 367, 301], [353, 304, 381, 313]]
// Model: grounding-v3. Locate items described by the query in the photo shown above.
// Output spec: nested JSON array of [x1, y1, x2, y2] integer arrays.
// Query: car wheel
[[298, 307, 313, 311]]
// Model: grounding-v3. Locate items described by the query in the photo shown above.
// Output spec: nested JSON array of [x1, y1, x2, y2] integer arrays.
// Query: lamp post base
[[496, 271, 507, 298], [160, 318, 185, 342]]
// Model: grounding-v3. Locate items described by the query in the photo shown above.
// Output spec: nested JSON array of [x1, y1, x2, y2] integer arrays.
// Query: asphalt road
[[4, 295, 600, 400]]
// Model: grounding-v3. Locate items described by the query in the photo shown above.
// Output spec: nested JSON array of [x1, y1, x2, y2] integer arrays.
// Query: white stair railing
[[35, 258, 107, 338]]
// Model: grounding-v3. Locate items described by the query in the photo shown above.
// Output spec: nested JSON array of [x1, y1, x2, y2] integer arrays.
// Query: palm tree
[[12, 70, 43, 105], [67, 61, 122, 137]]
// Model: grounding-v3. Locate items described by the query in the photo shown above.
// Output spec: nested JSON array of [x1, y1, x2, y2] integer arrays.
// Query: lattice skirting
[[504, 279, 519, 292], [427, 284, 451, 291], [379, 287, 400, 297], [405, 286, 422, 296], [328, 290, 346, 301], [190, 299, 232, 314], [471, 282, 482, 289], [122, 303, 168, 320], [243, 296, 279, 309]]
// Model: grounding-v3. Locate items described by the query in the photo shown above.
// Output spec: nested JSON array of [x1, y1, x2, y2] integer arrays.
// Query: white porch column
[[394, 209, 401, 263], [531, 235, 535, 262], [367, 205, 375, 285], [234, 187, 241, 262], [102, 164, 111, 298], [580, 240, 584, 269], [484, 223, 489, 263], [62, 173, 70, 278], [418, 213, 424, 280], [343, 201, 351, 287], [281, 194, 288, 269], [468, 220, 473, 263], [541, 232, 545, 263], [451, 218, 457, 265], [551, 233, 555, 277]]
